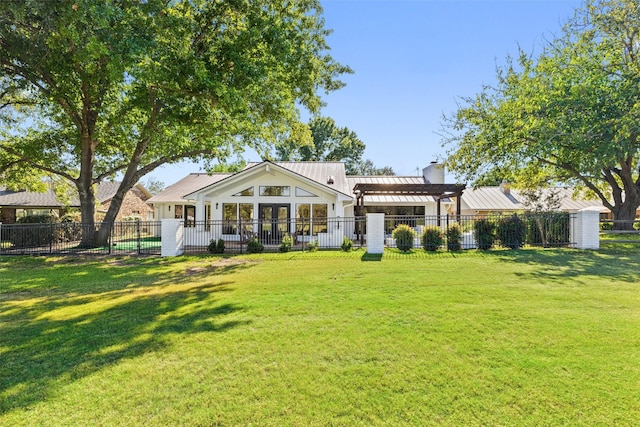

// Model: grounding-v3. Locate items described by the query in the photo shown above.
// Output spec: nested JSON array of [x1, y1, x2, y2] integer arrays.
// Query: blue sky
[[151, 0, 582, 185]]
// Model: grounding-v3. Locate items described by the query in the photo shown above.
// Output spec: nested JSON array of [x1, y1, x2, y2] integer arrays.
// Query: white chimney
[[423, 162, 444, 184], [500, 180, 511, 195]]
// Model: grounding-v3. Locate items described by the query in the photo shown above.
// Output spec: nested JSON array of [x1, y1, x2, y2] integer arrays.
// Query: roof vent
[[327, 175, 335, 185]]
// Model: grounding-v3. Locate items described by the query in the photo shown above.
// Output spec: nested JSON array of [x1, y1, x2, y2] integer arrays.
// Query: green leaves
[[445, 0, 640, 226], [0, 0, 349, 237]]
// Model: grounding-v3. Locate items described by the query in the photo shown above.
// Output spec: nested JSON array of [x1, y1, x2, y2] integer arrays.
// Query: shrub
[[496, 214, 526, 249], [341, 236, 353, 252], [208, 238, 225, 254], [633, 221, 640, 231], [474, 218, 496, 250], [306, 239, 319, 252], [392, 224, 416, 252], [446, 223, 462, 251], [600, 221, 614, 231], [421, 226, 443, 252], [246, 237, 264, 253], [279, 233, 293, 253]]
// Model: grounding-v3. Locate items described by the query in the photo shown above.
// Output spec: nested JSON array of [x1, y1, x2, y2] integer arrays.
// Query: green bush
[[246, 237, 264, 253], [306, 239, 319, 252], [446, 223, 462, 251], [208, 238, 225, 254], [496, 214, 527, 249], [278, 233, 293, 253], [633, 221, 640, 231], [474, 218, 496, 250], [341, 236, 353, 252], [392, 224, 416, 252], [421, 226, 443, 252], [600, 221, 614, 231]]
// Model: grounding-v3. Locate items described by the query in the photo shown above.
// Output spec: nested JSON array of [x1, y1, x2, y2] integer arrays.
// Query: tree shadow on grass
[[484, 247, 640, 283], [0, 258, 254, 414]]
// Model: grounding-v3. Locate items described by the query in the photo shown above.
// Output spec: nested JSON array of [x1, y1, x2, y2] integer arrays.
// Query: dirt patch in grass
[[185, 257, 254, 276]]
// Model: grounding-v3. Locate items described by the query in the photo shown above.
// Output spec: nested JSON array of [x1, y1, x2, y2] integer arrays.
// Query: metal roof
[[245, 161, 351, 196], [462, 187, 606, 212]]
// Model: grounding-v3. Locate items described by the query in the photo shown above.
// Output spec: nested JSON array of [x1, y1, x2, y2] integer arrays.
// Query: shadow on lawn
[[487, 247, 640, 283], [0, 258, 253, 414]]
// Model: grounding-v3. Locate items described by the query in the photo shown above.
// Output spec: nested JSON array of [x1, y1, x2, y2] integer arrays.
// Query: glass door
[[259, 204, 290, 244]]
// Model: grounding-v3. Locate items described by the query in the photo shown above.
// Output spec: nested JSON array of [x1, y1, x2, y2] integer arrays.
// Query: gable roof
[[462, 187, 606, 212], [147, 173, 232, 203], [182, 161, 353, 199]]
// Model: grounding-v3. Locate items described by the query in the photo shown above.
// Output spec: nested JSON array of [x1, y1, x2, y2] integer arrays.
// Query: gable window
[[232, 187, 254, 197], [295, 187, 318, 197], [259, 186, 290, 196]]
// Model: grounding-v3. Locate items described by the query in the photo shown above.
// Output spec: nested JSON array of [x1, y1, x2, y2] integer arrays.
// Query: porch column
[[195, 194, 206, 231]]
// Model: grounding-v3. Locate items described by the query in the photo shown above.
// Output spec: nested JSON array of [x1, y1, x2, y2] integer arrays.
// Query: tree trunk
[[611, 199, 639, 230], [77, 181, 98, 248], [95, 180, 135, 247]]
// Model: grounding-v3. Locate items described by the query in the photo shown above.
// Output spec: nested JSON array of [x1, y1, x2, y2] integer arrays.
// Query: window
[[259, 186, 290, 196], [174, 205, 183, 219], [296, 203, 327, 236], [222, 203, 254, 235], [295, 187, 318, 197], [312, 204, 328, 234], [233, 187, 254, 196]]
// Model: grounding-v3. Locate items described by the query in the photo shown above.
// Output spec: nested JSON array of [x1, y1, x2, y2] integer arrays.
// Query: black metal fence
[[0, 221, 162, 256], [182, 217, 367, 254], [0, 212, 577, 257], [383, 213, 575, 250]]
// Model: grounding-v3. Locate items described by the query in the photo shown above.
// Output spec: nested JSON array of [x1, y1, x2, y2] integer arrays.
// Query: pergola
[[352, 183, 466, 218]]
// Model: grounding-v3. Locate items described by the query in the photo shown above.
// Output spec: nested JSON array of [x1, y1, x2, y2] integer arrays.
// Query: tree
[[351, 159, 395, 176], [0, 0, 350, 245], [274, 116, 394, 175], [274, 116, 364, 174], [143, 177, 165, 197], [444, 0, 640, 229]]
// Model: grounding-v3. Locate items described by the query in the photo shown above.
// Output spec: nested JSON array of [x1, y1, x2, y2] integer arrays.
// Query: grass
[[1, 247, 639, 426]]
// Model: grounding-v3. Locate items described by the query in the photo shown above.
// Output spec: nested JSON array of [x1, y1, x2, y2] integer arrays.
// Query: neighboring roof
[[0, 188, 74, 208], [462, 187, 606, 212], [147, 173, 232, 203], [0, 181, 154, 208], [98, 181, 152, 201]]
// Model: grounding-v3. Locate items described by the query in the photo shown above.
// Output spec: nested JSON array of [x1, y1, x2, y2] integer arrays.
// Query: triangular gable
[[183, 160, 353, 200]]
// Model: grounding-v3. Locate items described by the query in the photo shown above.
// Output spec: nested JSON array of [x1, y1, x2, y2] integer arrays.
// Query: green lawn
[[1, 248, 639, 426]]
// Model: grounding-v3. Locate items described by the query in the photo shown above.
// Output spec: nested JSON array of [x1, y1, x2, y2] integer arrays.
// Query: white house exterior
[[147, 160, 454, 246]]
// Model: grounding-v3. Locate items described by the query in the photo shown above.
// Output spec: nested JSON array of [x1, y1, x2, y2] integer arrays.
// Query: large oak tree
[[0, 0, 349, 245], [444, 0, 640, 229]]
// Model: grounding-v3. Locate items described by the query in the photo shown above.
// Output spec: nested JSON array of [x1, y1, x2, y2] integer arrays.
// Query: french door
[[259, 204, 290, 243]]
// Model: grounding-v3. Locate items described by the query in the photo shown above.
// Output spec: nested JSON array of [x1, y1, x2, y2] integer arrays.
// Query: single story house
[[147, 160, 463, 243], [456, 181, 607, 216], [0, 182, 153, 224]]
